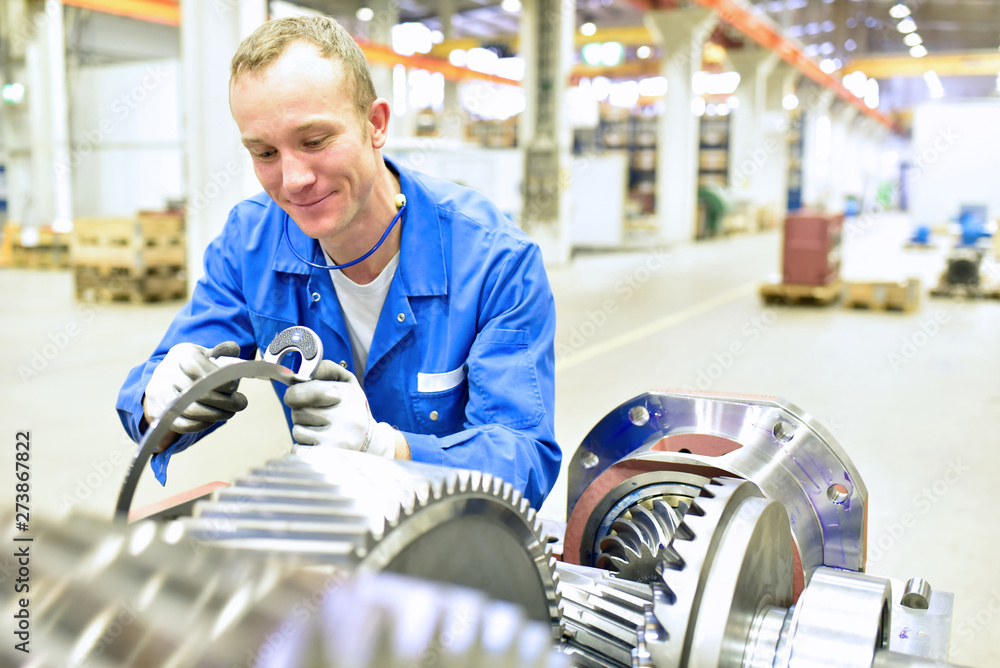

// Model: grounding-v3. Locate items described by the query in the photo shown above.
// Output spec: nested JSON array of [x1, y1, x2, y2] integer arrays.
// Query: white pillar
[[644, 8, 719, 244], [439, 0, 464, 143], [18, 0, 73, 234], [801, 87, 835, 210], [519, 0, 573, 264], [362, 0, 401, 134], [0, 0, 34, 228], [180, 0, 266, 288], [727, 49, 779, 211]]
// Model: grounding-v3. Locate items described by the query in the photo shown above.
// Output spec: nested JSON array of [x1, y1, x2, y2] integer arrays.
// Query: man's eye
[[305, 139, 324, 147], [256, 150, 275, 159]]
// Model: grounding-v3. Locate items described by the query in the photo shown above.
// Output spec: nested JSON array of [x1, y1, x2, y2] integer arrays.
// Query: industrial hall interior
[[2, 0, 1000, 665]]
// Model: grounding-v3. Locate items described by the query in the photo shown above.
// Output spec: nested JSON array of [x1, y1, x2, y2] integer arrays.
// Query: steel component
[[595, 493, 689, 583], [181, 446, 563, 638], [639, 477, 794, 668], [115, 359, 306, 520], [556, 562, 653, 667], [900, 578, 932, 610], [566, 391, 869, 582], [117, 323, 325, 521], [0, 513, 566, 668]]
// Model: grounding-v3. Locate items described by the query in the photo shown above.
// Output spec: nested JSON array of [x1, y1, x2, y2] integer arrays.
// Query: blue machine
[[956, 204, 991, 248]]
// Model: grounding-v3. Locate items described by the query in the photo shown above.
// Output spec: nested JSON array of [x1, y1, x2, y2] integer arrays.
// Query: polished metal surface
[[182, 446, 564, 637], [784, 567, 891, 668], [0, 513, 567, 668], [556, 561, 653, 667], [567, 391, 869, 579], [901, 578, 932, 610]]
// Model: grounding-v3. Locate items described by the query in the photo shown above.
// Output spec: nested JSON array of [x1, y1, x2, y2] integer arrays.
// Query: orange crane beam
[[691, 0, 894, 129], [62, 0, 180, 26]]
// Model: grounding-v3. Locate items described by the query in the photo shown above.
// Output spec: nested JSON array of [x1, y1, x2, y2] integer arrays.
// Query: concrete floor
[[2, 213, 998, 666]]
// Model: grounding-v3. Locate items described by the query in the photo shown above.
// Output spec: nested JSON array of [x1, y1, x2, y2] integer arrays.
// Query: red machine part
[[565, 434, 808, 601]]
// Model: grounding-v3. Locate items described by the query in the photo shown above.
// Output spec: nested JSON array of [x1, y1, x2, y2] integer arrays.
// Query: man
[[116, 16, 560, 508]]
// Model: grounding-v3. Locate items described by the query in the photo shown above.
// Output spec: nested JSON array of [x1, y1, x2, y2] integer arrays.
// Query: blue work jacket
[[117, 158, 560, 508]]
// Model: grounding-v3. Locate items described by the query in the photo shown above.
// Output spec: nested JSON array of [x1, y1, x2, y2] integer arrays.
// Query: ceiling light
[[782, 93, 799, 110], [1, 82, 25, 104], [896, 18, 917, 34], [845, 39, 857, 51], [501, 0, 521, 12], [356, 7, 374, 21], [820, 59, 837, 74], [889, 4, 911, 19], [903, 33, 922, 47], [636, 45, 652, 59], [909, 44, 928, 58], [448, 49, 468, 67], [691, 97, 706, 116], [923, 70, 944, 98], [580, 22, 597, 36]]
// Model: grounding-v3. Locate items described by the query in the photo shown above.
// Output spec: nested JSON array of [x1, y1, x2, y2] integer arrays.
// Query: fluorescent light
[[580, 22, 597, 36], [923, 70, 944, 98], [845, 38, 857, 51], [501, 0, 521, 12], [1, 82, 25, 104], [636, 45, 652, 59], [889, 3, 910, 19], [691, 97, 706, 116], [896, 17, 917, 34], [909, 44, 928, 58], [448, 49, 468, 67], [864, 78, 879, 108], [726, 95, 739, 109], [820, 58, 836, 74], [782, 93, 799, 110], [609, 80, 639, 108], [600, 42, 623, 66], [904, 33, 922, 47], [691, 71, 741, 95], [582, 43, 603, 66], [356, 7, 374, 21]]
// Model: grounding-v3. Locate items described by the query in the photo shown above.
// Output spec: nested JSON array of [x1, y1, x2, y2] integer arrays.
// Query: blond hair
[[230, 16, 376, 122]]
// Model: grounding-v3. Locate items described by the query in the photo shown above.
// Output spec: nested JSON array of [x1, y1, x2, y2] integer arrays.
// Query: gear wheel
[[180, 447, 563, 638], [556, 562, 654, 667], [635, 476, 793, 668], [1, 513, 567, 668], [595, 498, 690, 584]]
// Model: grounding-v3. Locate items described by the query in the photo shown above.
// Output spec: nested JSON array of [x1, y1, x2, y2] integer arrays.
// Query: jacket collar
[[270, 155, 448, 297]]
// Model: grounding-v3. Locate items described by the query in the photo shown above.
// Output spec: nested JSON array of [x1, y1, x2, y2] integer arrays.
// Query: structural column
[[438, 0, 464, 143], [180, 0, 266, 287], [727, 49, 779, 212], [800, 86, 835, 210], [762, 62, 799, 220], [644, 8, 718, 244], [11, 0, 73, 235], [519, 0, 573, 264]]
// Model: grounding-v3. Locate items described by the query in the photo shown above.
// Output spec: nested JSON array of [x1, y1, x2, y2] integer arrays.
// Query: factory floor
[[2, 213, 998, 666]]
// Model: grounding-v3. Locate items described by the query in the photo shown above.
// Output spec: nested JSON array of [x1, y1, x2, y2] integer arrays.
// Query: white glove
[[283, 360, 396, 457], [143, 341, 248, 433]]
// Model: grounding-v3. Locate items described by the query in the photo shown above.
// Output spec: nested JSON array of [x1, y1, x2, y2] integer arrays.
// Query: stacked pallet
[[71, 212, 186, 304], [1, 222, 71, 269], [843, 278, 921, 312]]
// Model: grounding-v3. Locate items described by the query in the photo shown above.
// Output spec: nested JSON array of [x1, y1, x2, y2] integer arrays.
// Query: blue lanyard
[[282, 195, 407, 270]]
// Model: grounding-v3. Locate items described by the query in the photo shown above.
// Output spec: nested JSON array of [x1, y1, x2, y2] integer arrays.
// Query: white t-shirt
[[326, 251, 400, 388]]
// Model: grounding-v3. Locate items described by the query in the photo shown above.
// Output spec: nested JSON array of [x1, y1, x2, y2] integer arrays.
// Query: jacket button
[[339, 360, 347, 368], [311, 292, 321, 302], [397, 313, 405, 323], [429, 410, 439, 421]]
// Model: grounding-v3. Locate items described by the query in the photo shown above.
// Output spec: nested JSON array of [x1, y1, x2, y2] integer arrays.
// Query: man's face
[[230, 42, 379, 242]]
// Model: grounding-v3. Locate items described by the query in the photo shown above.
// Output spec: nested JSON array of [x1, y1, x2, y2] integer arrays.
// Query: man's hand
[[283, 360, 400, 458], [143, 341, 249, 439]]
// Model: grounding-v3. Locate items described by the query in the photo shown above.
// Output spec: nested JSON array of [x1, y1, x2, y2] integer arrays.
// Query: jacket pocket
[[468, 329, 544, 430], [411, 380, 468, 435]]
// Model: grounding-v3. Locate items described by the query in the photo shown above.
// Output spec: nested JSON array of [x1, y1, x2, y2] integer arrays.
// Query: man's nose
[[282, 153, 316, 193]]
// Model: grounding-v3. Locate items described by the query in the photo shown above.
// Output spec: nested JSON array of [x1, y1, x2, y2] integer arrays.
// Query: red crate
[[782, 211, 842, 286]]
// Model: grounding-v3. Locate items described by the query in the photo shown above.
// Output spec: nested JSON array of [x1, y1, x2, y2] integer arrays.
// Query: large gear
[[595, 494, 690, 583], [0, 513, 567, 668], [179, 446, 564, 638]]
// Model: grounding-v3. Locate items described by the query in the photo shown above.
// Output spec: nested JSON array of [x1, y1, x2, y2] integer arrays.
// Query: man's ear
[[368, 98, 391, 149]]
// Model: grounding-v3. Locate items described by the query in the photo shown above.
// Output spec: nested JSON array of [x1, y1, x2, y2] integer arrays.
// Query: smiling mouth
[[289, 193, 332, 208]]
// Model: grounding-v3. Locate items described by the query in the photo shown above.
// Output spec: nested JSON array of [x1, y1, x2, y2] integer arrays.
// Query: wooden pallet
[[74, 265, 186, 304], [759, 279, 842, 306], [2, 223, 71, 269], [929, 283, 1000, 300], [71, 213, 185, 270], [844, 279, 921, 312]]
